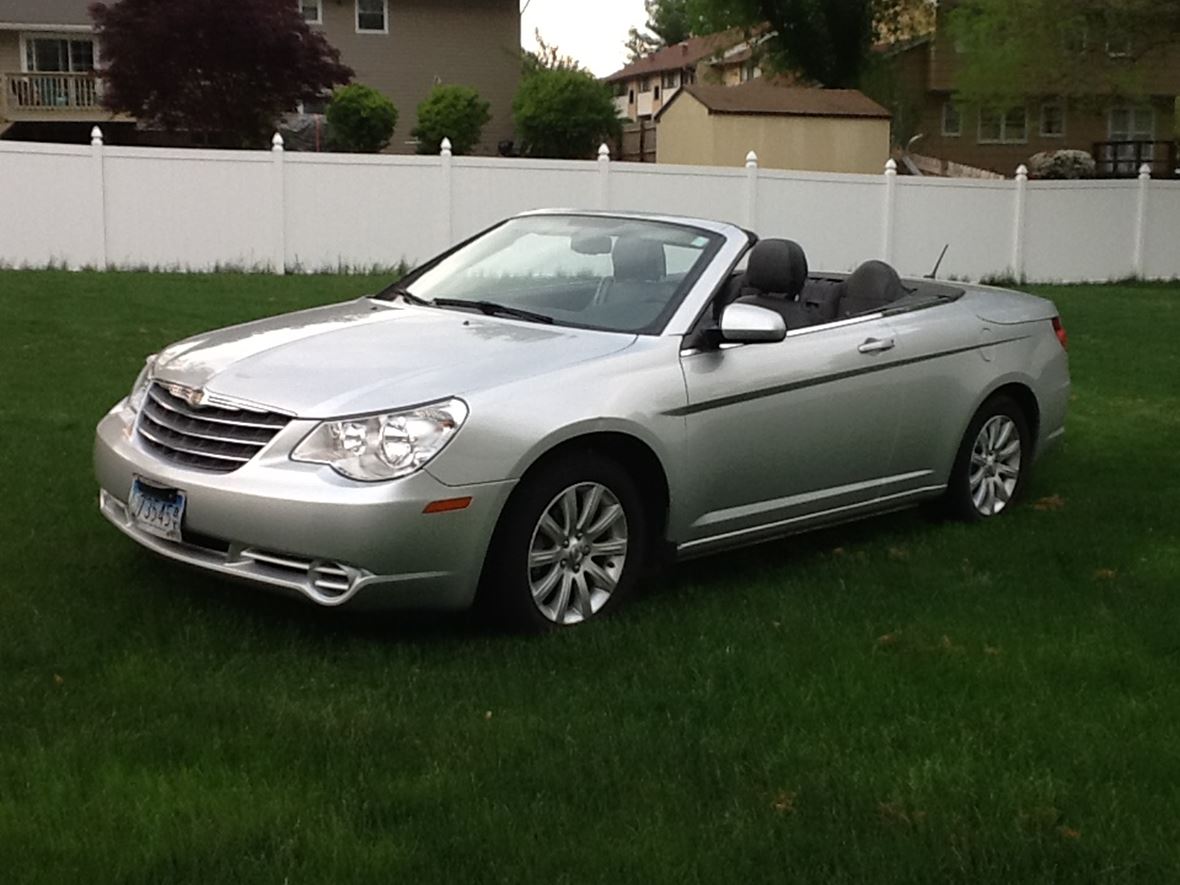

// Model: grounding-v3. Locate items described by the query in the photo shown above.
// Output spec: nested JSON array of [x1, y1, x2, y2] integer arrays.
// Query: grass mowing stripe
[[0, 271, 1177, 883]]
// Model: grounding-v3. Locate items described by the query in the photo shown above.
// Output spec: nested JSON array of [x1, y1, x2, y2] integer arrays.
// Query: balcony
[[1093, 140, 1179, 179], [1, 71, 114, 122]]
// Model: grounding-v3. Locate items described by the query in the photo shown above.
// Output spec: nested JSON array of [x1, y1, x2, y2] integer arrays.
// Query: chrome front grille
[[137, 382, 290, 473]]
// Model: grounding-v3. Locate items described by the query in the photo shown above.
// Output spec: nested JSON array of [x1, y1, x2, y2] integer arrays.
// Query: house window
[[1106, 35, 1133, 58], [741, 60, 758, 82], [1110, 106, 1154, 141], [661, 71, 679, 89], [356, 0, 387, 33], [1040, 101, 1065, 137], [941, 102, 962, 137], [628, 89, 635, 104], [300, 0, 322, 24], [654, 85, 661, 100], [24, 37, 95, 73], [978, 106, 1027, 144]]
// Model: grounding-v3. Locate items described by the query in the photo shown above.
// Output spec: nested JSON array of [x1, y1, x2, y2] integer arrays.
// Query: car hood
[[152, 299, 638, 417]]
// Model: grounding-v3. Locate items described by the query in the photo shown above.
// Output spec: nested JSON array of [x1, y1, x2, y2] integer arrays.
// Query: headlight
[[291, 398, 469, 481], [127, 354, 157, 413]]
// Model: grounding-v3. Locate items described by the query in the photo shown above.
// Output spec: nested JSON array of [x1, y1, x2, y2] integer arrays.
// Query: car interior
[[715, 238, 952, 331]]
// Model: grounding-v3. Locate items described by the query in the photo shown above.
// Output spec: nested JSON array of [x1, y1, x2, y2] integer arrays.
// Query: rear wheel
[[945, 395, 1031, 521], [481, 452, 647, 632]]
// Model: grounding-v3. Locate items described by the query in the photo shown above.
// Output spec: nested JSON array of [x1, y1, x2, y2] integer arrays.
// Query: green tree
[[522, 30, 585, 78], [688, 0, 932, 87], [326, 84, 398, 153], [625, 0, 702, 61], [412, 85, 491, 155], [948, 0, 1180, 107], [513, 68, 623, 159]]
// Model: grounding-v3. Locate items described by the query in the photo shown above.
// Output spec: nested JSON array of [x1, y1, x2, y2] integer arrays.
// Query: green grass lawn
[[1, 271, 1178, 883]]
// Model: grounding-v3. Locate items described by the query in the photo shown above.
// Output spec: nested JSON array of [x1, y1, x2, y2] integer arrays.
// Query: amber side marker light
[[1052, 316, 1069, 351], [423, 497, 473, 514]]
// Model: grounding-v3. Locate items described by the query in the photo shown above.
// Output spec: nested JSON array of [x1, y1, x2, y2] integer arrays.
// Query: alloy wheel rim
[[528, 482, 628, 625], [969, 415, 1021, 517]]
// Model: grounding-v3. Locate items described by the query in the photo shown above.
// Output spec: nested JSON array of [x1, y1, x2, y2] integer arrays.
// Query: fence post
[[1132, 163, 1151, 279], [271, 132, 286, 275], [1012, 164, 1028, 283], [881, 158, 898, 264], [744, 150, 759, 229], [597, 143, 611, 210], [90, 126, 108, 269], [439, 137, 454, 250]]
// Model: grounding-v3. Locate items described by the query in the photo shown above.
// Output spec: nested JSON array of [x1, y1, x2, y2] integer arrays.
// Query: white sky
[[521, 0, 650, 77]]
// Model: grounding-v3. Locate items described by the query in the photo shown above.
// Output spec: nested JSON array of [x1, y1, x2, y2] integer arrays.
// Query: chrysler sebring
[[95, 211, 1070, 630]]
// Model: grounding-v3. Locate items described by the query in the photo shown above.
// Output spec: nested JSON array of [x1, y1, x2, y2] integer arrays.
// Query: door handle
[[858, 337, 896, 355]]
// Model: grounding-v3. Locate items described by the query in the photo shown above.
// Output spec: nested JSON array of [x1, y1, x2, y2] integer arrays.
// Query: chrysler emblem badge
[[169, 383, 206, 408]]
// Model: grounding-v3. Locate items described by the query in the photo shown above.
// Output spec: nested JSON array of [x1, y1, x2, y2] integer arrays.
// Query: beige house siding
[[314, 0, 519, 154], [0, 31, 21, 74], [657, 93, 889, 173]]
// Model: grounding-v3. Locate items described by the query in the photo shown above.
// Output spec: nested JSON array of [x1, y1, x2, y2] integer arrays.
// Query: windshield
[[397, 215, 722, 334]]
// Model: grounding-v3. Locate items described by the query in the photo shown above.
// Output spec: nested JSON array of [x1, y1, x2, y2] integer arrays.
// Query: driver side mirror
[[718, 302, 787, 344]]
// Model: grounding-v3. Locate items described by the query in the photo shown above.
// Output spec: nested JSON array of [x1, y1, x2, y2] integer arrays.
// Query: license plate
[[128, 477, 186, 543]]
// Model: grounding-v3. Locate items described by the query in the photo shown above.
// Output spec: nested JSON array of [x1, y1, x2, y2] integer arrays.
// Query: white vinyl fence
[[1, 129, 1177, 283]]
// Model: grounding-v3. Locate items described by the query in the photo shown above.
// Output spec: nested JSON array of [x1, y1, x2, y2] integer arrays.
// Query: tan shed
[[655, 81, 892, 174]]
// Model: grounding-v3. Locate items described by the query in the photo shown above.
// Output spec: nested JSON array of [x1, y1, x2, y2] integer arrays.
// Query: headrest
[[842, 260, 908, 307], [612, 239, 666, 282], [746, 239, 808, 298]]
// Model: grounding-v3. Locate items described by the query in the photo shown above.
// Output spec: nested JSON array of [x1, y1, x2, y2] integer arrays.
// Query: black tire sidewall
[[946, 395, 1031, 522], [481, 452, 648, 632]]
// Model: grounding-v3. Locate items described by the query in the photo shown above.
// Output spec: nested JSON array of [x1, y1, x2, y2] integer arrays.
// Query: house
[[605, 28, 772, 122], [655, 80, 891, 174], [1, 0, 521, 153], [880, 2, 1180, 177]]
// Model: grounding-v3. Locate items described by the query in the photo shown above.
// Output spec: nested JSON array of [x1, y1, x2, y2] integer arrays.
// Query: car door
[[675, 313, 912, 546]]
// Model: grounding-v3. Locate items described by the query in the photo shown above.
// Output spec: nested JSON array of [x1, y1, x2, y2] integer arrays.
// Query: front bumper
[[94, 402, 516, 610]]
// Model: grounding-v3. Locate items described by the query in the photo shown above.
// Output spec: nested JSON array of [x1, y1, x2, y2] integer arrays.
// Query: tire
[[945, 395, 1032, 522], [480, 452, 648, 632]]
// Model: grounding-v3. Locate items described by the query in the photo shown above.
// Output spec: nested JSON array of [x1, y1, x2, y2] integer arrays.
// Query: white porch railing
[[3, 71, 102, 114]]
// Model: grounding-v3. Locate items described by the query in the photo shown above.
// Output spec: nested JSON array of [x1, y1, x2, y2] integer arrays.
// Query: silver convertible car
[[95, 211, 1070, 630]]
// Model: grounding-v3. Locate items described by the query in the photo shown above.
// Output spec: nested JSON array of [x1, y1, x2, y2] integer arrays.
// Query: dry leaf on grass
[[771, 791, 797, 815], [876, 632, 901, 647], [1032, 495, 1066, 512], [1093, 568, 1118, 581], [52, 674, 64, 687], [1058, 825, 1081, 840], [887, 547, 910, 561]]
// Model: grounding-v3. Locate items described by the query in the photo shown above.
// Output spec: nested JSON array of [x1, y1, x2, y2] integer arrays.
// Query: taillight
[[1052, 316, 1068, 351]]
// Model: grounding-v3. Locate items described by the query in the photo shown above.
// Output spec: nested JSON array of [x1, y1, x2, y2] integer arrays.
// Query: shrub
[[326, 84, 398, 153], [513, 68, 622, 160], [1027, 150, 1096, 180], [412, 85, 492, 155]]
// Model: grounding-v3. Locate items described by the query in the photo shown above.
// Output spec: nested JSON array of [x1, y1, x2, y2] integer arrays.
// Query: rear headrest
[[841, 260, 908, 311], [746, 239, 808, 298], [612, 239, 666, 282]]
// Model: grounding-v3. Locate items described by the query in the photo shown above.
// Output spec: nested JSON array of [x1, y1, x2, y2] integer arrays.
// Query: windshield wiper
[[375, 283, 430, 306], [431, 298, 555, 325]]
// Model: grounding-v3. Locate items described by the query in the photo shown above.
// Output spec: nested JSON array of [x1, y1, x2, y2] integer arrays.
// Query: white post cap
[[440, 137, 453, 157], [90, 126, 103, 146], [885, 158, 898, 175], [598, 143, 610, 161], [745, 150, 758, 168], [1139, 163, 1152, 179], [1016, 164, 1029, 180], [271, 131, 284, 151]]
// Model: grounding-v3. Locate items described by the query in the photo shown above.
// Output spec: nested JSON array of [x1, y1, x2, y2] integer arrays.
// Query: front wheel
[[481, 453, 647, 632], [945, 396, 1031, 521]]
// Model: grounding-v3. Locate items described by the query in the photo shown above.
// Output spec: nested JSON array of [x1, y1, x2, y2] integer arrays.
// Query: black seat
[[838, 260, 911, 318], [732, 238, 820, 329], [611, 239, 666, 282]]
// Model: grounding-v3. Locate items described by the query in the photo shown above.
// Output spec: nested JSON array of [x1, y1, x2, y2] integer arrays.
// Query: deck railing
[[2, 71, 102, 115]]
